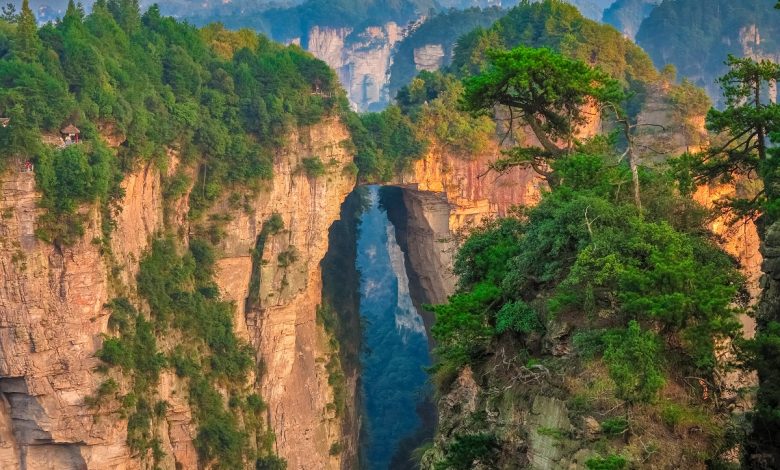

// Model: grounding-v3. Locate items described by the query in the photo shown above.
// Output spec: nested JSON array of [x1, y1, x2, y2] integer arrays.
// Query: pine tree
[[108, 0, 140, 33], [683, 50, 780, 470], [62, 0, 84, 28], [1, 2, 17, 23], [14, 0, 40, 61]]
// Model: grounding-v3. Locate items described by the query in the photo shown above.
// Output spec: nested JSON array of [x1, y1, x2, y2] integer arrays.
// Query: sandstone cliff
[[305, 23, 405, 112], [207, 119, 356, 470], [0, 118, 356, 470]]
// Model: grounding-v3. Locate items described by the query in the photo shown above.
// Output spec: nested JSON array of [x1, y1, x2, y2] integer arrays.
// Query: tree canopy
[[462, 46, 624, 178]]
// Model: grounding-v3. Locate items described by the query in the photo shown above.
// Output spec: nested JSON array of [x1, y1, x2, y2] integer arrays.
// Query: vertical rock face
[[0, 118, 355, 470], [740, 25, 780, 104], [413, 44, 446, 72], [0, 170, 134, 470], [759, 220, 780, 328], [305, 23, 405, 111], [208, 118, 356, 469]]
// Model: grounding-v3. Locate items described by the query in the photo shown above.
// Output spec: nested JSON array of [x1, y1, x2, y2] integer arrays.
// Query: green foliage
[[430, 153, 744, 402], [409, 72, 495, 157], [138, 238, 253, 381], [659, 402, 714, 431], [329, 441, 343, 456], [740, 321, 780, 461], [347, 105, 426, 182], [317, 304, 347, 418], [95, 299, 166, 459], [537, 426, 567, 440], [277, 246, 299, 268], [453, 216, 524, 289], [585, 454, 627, 470], [256, 456, 288, 470], [247, 214, 285, 311], [0, 3, 343, 230], [463, 46, 624, 165], [673, 51, 780, 463], [686, 56, 780, 220], [495, 300, 542, 335], [603, 321, 664, 404], [451, 0, 657, 86], [435, 433, 497, 470], [34, 142, 121, 244], [299, 156, 326, 177], [430, 283, 499, 369], [98, 238, 280, 468], [190, 375, 247, 468], [600, 417, 629, 436]]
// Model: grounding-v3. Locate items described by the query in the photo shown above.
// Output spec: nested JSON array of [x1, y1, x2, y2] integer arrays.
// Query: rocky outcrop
[[759, 221, 780, 319], [304, 23, 404, 111], [414, 44, 446, 72], [208, 118, 356, 469]]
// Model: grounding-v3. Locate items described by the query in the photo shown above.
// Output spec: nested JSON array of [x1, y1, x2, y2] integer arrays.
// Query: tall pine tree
[[14, 0, 40, 61], [684, 46, 780, 470]]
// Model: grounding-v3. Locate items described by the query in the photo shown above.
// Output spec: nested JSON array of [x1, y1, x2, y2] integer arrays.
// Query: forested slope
[[636, 0, 780, 103]]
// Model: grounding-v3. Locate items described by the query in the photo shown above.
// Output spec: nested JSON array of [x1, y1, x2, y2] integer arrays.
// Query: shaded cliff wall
[[320, 189, 368, 469]]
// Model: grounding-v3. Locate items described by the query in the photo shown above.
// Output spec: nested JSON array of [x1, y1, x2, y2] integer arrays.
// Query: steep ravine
[[0, 97, 766, 470]]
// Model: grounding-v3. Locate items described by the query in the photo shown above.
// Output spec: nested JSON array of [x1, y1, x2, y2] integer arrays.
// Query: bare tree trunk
[[629, 146, 642, 213]]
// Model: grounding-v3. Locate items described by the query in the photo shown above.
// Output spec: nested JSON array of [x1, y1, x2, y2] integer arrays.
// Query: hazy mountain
[[602, 0, 660, 39], [636, 0, 780, 103], [9, 0, 300, 23]]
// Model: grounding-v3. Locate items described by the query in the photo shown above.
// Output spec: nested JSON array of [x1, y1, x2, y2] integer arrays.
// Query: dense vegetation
[[0, 0, 343, 242], [421, 5, 780, 464], [97, 238, 280, 468], [635, 0, 780, 103], [450, 0, 657, 87], [430, 152, 745, 379], [424, 44, 745, 468], [675, 52, 780, 467]]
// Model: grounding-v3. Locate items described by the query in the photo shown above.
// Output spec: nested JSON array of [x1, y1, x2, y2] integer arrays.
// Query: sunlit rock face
[[414, 44, 446, 72], [0, 117, 356, 470]]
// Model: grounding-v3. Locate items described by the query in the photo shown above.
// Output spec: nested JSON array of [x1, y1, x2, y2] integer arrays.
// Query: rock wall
[[208, 118, 356, 469], [0, 117, 356, 470], [304, 23, 404, 111], [413, 44, 446, 72], [0, 168, 147, 470]]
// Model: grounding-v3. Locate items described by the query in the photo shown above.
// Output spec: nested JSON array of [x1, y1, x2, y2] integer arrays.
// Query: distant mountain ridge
[[635, 0, 780, 104]]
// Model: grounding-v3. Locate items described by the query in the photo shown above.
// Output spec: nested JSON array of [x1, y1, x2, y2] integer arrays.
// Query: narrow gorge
[[2, 0, 779, 468]]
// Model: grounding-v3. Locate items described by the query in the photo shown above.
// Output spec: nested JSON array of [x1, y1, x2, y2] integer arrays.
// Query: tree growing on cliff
[[461, 46, 624, 183], [677, 51, 780, 468], [681, 55, 780, 221]]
